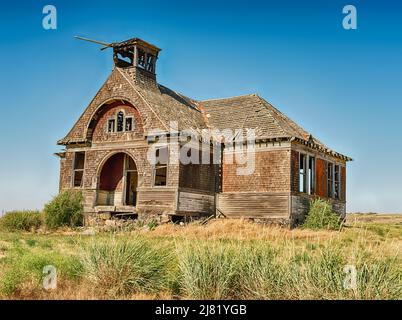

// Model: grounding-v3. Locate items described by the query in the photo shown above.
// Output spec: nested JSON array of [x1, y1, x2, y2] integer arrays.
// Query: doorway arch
[[97, 153, 138, 206]]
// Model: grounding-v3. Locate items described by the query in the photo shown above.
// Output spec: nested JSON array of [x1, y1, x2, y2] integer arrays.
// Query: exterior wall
[[217, 144, 292, 222], [222, 146, 291, 193], [290, 142, 347, 224], [60, 142, 180, 221], [217, 192, 290, 221], [177, 191, 215, 215]]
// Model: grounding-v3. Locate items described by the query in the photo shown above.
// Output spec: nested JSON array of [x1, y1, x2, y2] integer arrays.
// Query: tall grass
[[82, 237, 172, 297], [0, 210, 42, 232], [177, 241, 239, 299], [176, 240, 401, 300]]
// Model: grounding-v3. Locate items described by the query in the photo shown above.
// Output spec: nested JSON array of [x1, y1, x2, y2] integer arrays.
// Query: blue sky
[[0, 0, 401, 213]]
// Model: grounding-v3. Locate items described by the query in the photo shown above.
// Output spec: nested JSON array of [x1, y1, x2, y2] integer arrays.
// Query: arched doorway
[[97, 153, 138, 206]]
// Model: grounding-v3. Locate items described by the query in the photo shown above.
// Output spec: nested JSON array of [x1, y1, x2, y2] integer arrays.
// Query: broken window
[[107, 119, 115, 133], [73, 152, 85, 187], [327, 162, 334, 198], [153, 147, 168, 186], [125, 117, 133, 131], [137, 48, 146, 69], [145, 54, 155, 72], [299, 153, 306, 193], [117, 111, 124, 132], [334, 165, 341, 199], [113, 47, 134, 68], [308, 156, 315, 195]]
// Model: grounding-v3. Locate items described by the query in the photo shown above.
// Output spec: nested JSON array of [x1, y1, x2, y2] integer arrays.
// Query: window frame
[[327, 162, 334, 198], [299, 153, 307, 193], [72, 152, 85, 188], [125, 116, 133, 132], [107, 118, 116, 133], [334, 164, 341, 200], [308, 156, 315, 195], [152, 146, 169, 187]]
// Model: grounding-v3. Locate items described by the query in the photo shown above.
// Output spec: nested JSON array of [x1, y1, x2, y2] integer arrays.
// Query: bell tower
[[75, 36, 161, 87], [112, 38, 161, 87]]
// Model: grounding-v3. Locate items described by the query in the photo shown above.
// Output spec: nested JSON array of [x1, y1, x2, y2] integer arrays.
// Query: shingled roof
[[200, 94, 351, 161]]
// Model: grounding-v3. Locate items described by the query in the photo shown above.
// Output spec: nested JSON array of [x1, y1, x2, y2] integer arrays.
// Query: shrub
[[44, 191, 84, 229], [0, 210, 42, 232], [302, 199, 343, 230], [82, 237, 171, 297]]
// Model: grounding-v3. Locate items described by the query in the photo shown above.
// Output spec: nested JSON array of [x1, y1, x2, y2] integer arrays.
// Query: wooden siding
[[136, 188, 177, 211], [178, 191, 215, 214], [217, 192, 289, 218]]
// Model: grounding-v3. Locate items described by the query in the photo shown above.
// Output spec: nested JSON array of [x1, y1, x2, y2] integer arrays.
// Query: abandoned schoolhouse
[[56, 37, 352, 226]]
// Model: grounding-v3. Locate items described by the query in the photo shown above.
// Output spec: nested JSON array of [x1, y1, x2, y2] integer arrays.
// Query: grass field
[[0, 214, 400, 300]]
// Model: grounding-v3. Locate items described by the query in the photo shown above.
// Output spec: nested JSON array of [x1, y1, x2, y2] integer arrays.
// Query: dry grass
[[0, 214, 400, 300]]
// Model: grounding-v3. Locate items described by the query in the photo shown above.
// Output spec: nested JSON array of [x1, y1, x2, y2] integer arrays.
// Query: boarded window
[[73, 152, 85, 187], [153, 147, 168, 186], [327, 162, 334, 198], [334, 165, 341, 199], [299, 153, 306, 193], [308, 156, 315, 195], [107, 119, 115, 133], [125, 117, 133, 131], [117, 111, 124, 132]]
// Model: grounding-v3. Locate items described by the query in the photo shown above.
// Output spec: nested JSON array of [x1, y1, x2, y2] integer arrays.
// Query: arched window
[[116, 111, 124, 132]]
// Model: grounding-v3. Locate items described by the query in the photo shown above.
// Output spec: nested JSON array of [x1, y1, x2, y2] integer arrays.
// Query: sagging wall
[[217, 143, 292, 220]]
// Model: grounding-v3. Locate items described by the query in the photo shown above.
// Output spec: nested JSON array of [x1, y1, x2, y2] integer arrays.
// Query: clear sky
[[0, 0, 401, 214]]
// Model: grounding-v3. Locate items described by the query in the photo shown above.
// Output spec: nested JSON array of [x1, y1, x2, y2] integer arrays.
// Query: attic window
[[117, 111, 124, 132], [153, 147, 168, 187], [107, 119, 115, 133], [73, 152, 85, 187], [125, 117, 133, 131]]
